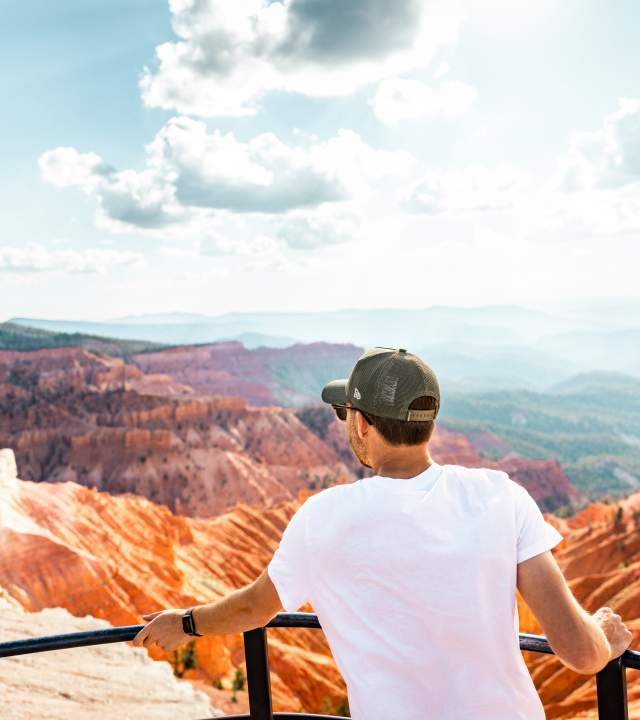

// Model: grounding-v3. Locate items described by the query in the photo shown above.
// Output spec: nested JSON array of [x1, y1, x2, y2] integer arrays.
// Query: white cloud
[[140, 0, 465, 117], [0, 244, 144, 274], [39, 147, 183, 230], [545, 182, 640, 239], [38, 147, 113, 191], [40, 119, 413, 254], [396, 99, 640, 244], [401, 164, 527, 213], [560, 98, 640, 191], [432, 61, 450, 80], [147, 116, 347, 213], [370, 77, 476, 125], [274, 207, 361, 249], [314, 128, 416, 197], [199, 232, 282, 256], [97, 169, 185, 230]]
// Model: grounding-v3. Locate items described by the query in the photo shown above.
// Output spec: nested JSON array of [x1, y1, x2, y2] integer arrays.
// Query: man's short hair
[[366, 395, 437, 446]]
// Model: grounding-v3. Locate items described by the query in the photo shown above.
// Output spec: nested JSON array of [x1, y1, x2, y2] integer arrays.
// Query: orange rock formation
[[515, 492, 640, 719], [0, 346, 193, 398], [131, 340, 363, 407], [0, 386, 359, 518], [0, 346, 585, 516], [0, 448, 347, 713]]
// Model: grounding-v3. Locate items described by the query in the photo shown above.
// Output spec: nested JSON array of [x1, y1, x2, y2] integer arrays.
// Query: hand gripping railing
[[2, 612, 639, 719]]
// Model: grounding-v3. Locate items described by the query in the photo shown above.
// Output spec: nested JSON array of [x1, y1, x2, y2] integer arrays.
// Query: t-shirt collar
[[368, 460, 443, 491]]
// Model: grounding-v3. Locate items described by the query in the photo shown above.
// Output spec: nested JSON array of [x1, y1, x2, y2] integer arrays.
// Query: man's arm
[[133, 501, 311, 651], [132, 568, 285, 651], [517, 550, 625, 674], [193, 567, 285, 636]]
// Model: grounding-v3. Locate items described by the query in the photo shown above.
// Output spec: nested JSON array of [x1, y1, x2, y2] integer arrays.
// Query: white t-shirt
[[267, 461, 564, 720]]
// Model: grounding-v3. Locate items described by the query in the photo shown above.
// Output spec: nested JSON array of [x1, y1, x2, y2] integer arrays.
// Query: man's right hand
[[517, 551, 634, 674], [593, 607, 633, 661]]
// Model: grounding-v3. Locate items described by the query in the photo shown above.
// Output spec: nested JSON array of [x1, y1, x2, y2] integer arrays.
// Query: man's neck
[[373, 446, 433, 479]]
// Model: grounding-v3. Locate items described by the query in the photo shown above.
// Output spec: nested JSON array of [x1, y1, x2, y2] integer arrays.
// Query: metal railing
[[2, 611, 639, 719]]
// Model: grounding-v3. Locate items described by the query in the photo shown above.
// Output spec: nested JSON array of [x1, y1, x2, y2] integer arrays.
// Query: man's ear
[[356, 410, 369, 439]]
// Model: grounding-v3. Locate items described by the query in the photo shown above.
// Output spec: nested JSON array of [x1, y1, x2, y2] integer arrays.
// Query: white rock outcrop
[[0, 448, 17, 484], [0, 595, 224, 718]]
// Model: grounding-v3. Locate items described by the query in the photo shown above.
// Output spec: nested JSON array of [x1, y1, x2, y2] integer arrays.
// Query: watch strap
[[182, 607, 203, 636]]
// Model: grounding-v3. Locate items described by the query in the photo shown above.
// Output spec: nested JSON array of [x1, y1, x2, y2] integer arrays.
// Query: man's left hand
[[132, 609, 193, 652]]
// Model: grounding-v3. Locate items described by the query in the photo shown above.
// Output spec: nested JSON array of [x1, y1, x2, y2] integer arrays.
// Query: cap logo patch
[[353, 387, 362, 400]]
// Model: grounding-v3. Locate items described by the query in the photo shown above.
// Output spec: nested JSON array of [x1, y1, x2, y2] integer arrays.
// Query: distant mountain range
[[0, 321, 164, 355], [6, 299, 639, 391], [10, 304, 580, 347], [442, 370, 640, 500]]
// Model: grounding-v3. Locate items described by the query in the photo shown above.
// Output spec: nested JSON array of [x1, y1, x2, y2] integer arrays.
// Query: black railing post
[[243, 627, 274, 720], [596, 657, 628, 720]]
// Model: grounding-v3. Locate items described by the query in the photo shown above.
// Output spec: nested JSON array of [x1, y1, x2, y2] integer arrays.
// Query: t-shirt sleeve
[[267, 497, 314, 612], [511, 480, 564, 563]]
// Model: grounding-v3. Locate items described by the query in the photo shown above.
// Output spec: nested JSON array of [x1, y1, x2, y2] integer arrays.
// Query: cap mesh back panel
[[348, 349, 440, 420]]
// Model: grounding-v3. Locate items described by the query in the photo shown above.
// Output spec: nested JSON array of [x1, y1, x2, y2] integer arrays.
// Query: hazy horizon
[[4, 295, 640, 326]]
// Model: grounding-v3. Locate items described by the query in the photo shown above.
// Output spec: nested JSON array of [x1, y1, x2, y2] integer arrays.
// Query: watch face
[[182, 612, 193, 634]]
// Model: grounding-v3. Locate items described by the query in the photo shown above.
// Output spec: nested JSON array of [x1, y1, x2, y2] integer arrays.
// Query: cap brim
[[321, 378, 348, 405]]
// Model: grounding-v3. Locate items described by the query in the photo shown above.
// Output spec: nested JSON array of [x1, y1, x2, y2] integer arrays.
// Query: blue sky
[[2, 0, 639, 320]]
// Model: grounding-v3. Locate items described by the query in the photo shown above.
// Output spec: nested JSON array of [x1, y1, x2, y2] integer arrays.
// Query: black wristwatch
[[182, 607, 203, 636]]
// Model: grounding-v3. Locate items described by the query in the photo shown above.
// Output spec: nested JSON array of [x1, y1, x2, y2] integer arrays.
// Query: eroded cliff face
[[0, 346, 193, 398], [0, 450, 348, 713], [0, 387, 360, 518], [515, 490, 640, 719], [131, 340, 364, 408], [0, 346, 585, 516]]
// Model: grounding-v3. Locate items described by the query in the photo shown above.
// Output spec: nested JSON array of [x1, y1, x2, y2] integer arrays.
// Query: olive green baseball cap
[[321, 346, 440, 421]]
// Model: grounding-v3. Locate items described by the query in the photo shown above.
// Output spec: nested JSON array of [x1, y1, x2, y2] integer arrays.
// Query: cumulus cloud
[[314, 128, 416, 196], [274, 208, 361, 249], [199, 232, 282, 256], [401, 164, 527, 214], [39, 147, 183, 230], [370, 77, 476, 125], [140, 0, 465, 116], [98, 169, 184, 229], [561, 98, 640, 191], [397, 98, 640, 239], [40, 118, 412, 243], [147, 116, 346, 212], [39, 147, 113, 191], [547, 181, 640, 239], [0, 244, 144, 274]]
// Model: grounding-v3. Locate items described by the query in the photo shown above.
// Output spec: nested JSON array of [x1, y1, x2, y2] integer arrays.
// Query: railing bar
[[596, 657, 628, 720], [0, 624, 142, 658], [243, 627, 273, 720], [619, 653, 640, 670], [220, 714, 350, 719], [265, 613, 322, 629], [518, 632, 555, 655], [2, 612, 637, 720], [219, 714, 350, 719], [2, 618, 640, 666]]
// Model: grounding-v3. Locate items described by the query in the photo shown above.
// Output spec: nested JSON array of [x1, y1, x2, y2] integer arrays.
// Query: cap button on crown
[[399, 348, 406, 353]]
